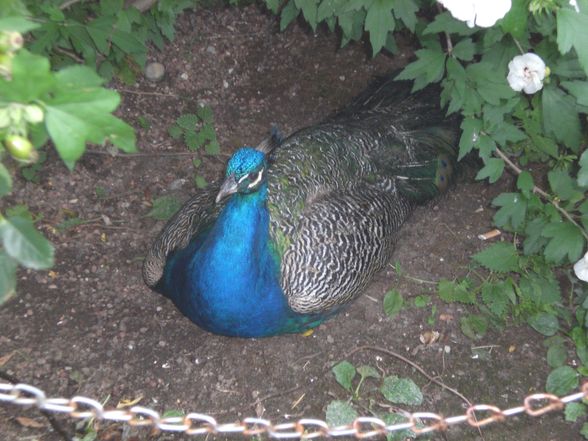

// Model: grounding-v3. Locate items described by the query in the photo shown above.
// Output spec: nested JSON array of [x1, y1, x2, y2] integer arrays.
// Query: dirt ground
[[0, 5, 584, 441]]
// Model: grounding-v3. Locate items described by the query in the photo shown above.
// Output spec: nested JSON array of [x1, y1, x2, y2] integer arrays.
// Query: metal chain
[[1, 382, 587, 438]]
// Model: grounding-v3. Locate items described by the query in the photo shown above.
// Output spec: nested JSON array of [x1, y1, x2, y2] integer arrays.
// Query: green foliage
[[147, 195, 183, 221], [0, 2, 149, 303], [328, 359, 421, 437], [23, 0, 193, 84], [325, 400, 357, 426], [332, 360, 356, 392], [168, 105, 220, 188], [383, 289, 403, 318], [380, 376, 423, 405]]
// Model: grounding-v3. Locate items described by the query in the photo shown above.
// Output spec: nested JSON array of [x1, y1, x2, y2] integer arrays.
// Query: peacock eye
[[246, 170, 264, 188]]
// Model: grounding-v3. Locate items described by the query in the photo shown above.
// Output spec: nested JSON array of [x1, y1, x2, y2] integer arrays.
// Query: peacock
[[142, 74, 459, 338]]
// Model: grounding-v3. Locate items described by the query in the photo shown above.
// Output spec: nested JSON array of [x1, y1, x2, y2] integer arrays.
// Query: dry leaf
[[419, 331, 440, 345], [116, 395, 143, 408], [16, 417, 45, 428], [0, 351, 15, 367], [439, 313, 454, 322]]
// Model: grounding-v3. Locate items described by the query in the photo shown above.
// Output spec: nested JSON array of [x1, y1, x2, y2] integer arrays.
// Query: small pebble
[[180, 72, 189, 80], [145, 62, 165, 82], [206, 45, 217, 54]]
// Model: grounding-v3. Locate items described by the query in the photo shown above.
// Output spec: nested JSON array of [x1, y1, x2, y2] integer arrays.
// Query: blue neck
[[161, 184, 325, 337]]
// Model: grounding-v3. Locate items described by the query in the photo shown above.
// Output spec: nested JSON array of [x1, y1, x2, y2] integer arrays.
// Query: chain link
[[1, 382, 587, 438]]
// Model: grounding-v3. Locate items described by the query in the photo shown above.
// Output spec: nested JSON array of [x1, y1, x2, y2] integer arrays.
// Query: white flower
[[574, 251, 588, 282], [507, 53, 547, 94], [438, 0, 512, 28], [570, 0, 580, 13]]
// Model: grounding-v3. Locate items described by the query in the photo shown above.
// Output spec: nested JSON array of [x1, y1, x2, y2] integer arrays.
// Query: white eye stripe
[[247, 170, 264, 189]]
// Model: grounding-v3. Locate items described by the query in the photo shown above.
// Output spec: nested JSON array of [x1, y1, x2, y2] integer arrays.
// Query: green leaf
[[325, 401, 358, 427], [265, 0, 281, 13], [467, 62, 516, 105], [565, 402, 587, 422], [561, 80, 588, 106], [332, 360, 356, 391], [365, 0, 395, 56], [280, 0, 300, 31], [338, 9, 366, 45], [582, 422, 588, 439], [295, 0, 318, 30], [393, 0, 417, 32], [475, 158, 504, 183], [542, 85, 582, 151], [0, 250, 17, 305], [500, 0, 528, 39], [147, 195, 182, 221], [381, 376, 423, 406], [519, 271, 561, 305], [0, 162, 12, 197], [197, 105, 214, 124], [383, 289, 403, 318], [396, 48, 446, 91], [458, 118, 482, 160], [516, 171, 534, 194], [473, 242, 519, 273], [548, 169, 584, 202], [205, 138, 220, 155], [492, 192, 527, 230], [438, 279, 476, 304], [0, 17, 39, 33], [168, 125, 183, 139], [0, 215, 54, 269], [357, 365, 379, 379], [481, 282, 511, 318], [460, 314, 488, 340], [578, 150, 588, 187], [317, 0, 343, 21], [184, 130, 200, 150], [424, 11, 473, 35], [45, 86, 136, 166], [547, 345, 568, 368], [542, 222, 585, 263], [0, 50, 53, 102], [452, 38, 475, 61], [527, 313, 559, 336], [557, 7, 588, 77], [195, 175, 207, 189], [413, 295, 430, 308], [545, 366, 579, 395], [380, 413, 413, 441], [177, 114, 198, 130]]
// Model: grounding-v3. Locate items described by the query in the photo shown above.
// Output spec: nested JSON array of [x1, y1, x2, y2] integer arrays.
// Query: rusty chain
[[1, 381, 587, 438]]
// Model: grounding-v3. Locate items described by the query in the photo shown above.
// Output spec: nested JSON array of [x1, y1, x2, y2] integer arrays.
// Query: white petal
[[473, 0, 512, 27], [574, 252, 588, 282], [438, 0, 476, 24]]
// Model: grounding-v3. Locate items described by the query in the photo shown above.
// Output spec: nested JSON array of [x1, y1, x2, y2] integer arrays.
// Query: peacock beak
[[215, 174, 239, 204]]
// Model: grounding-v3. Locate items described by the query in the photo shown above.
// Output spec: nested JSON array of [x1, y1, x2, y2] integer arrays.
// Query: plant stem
[[493, 146, 588, 241], [512, 36, 525, 55]]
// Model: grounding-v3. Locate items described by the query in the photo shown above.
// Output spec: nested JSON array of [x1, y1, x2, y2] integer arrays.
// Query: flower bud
[[0, 31, 23, 52], [4, 135, 39, 163], [24, 105, 44, 124]]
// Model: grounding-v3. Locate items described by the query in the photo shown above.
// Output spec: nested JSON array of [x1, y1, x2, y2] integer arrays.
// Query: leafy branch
[[493, 145, 588, 242]]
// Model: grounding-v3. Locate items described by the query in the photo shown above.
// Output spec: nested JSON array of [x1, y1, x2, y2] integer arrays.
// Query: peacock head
[[216, 147, 268, 203]]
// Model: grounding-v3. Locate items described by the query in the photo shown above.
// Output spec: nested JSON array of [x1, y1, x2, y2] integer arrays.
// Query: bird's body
[[143, 76, 459, 337]]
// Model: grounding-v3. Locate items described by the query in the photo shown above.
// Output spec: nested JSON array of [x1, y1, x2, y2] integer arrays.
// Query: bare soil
[[0, 5, 582, 441]]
